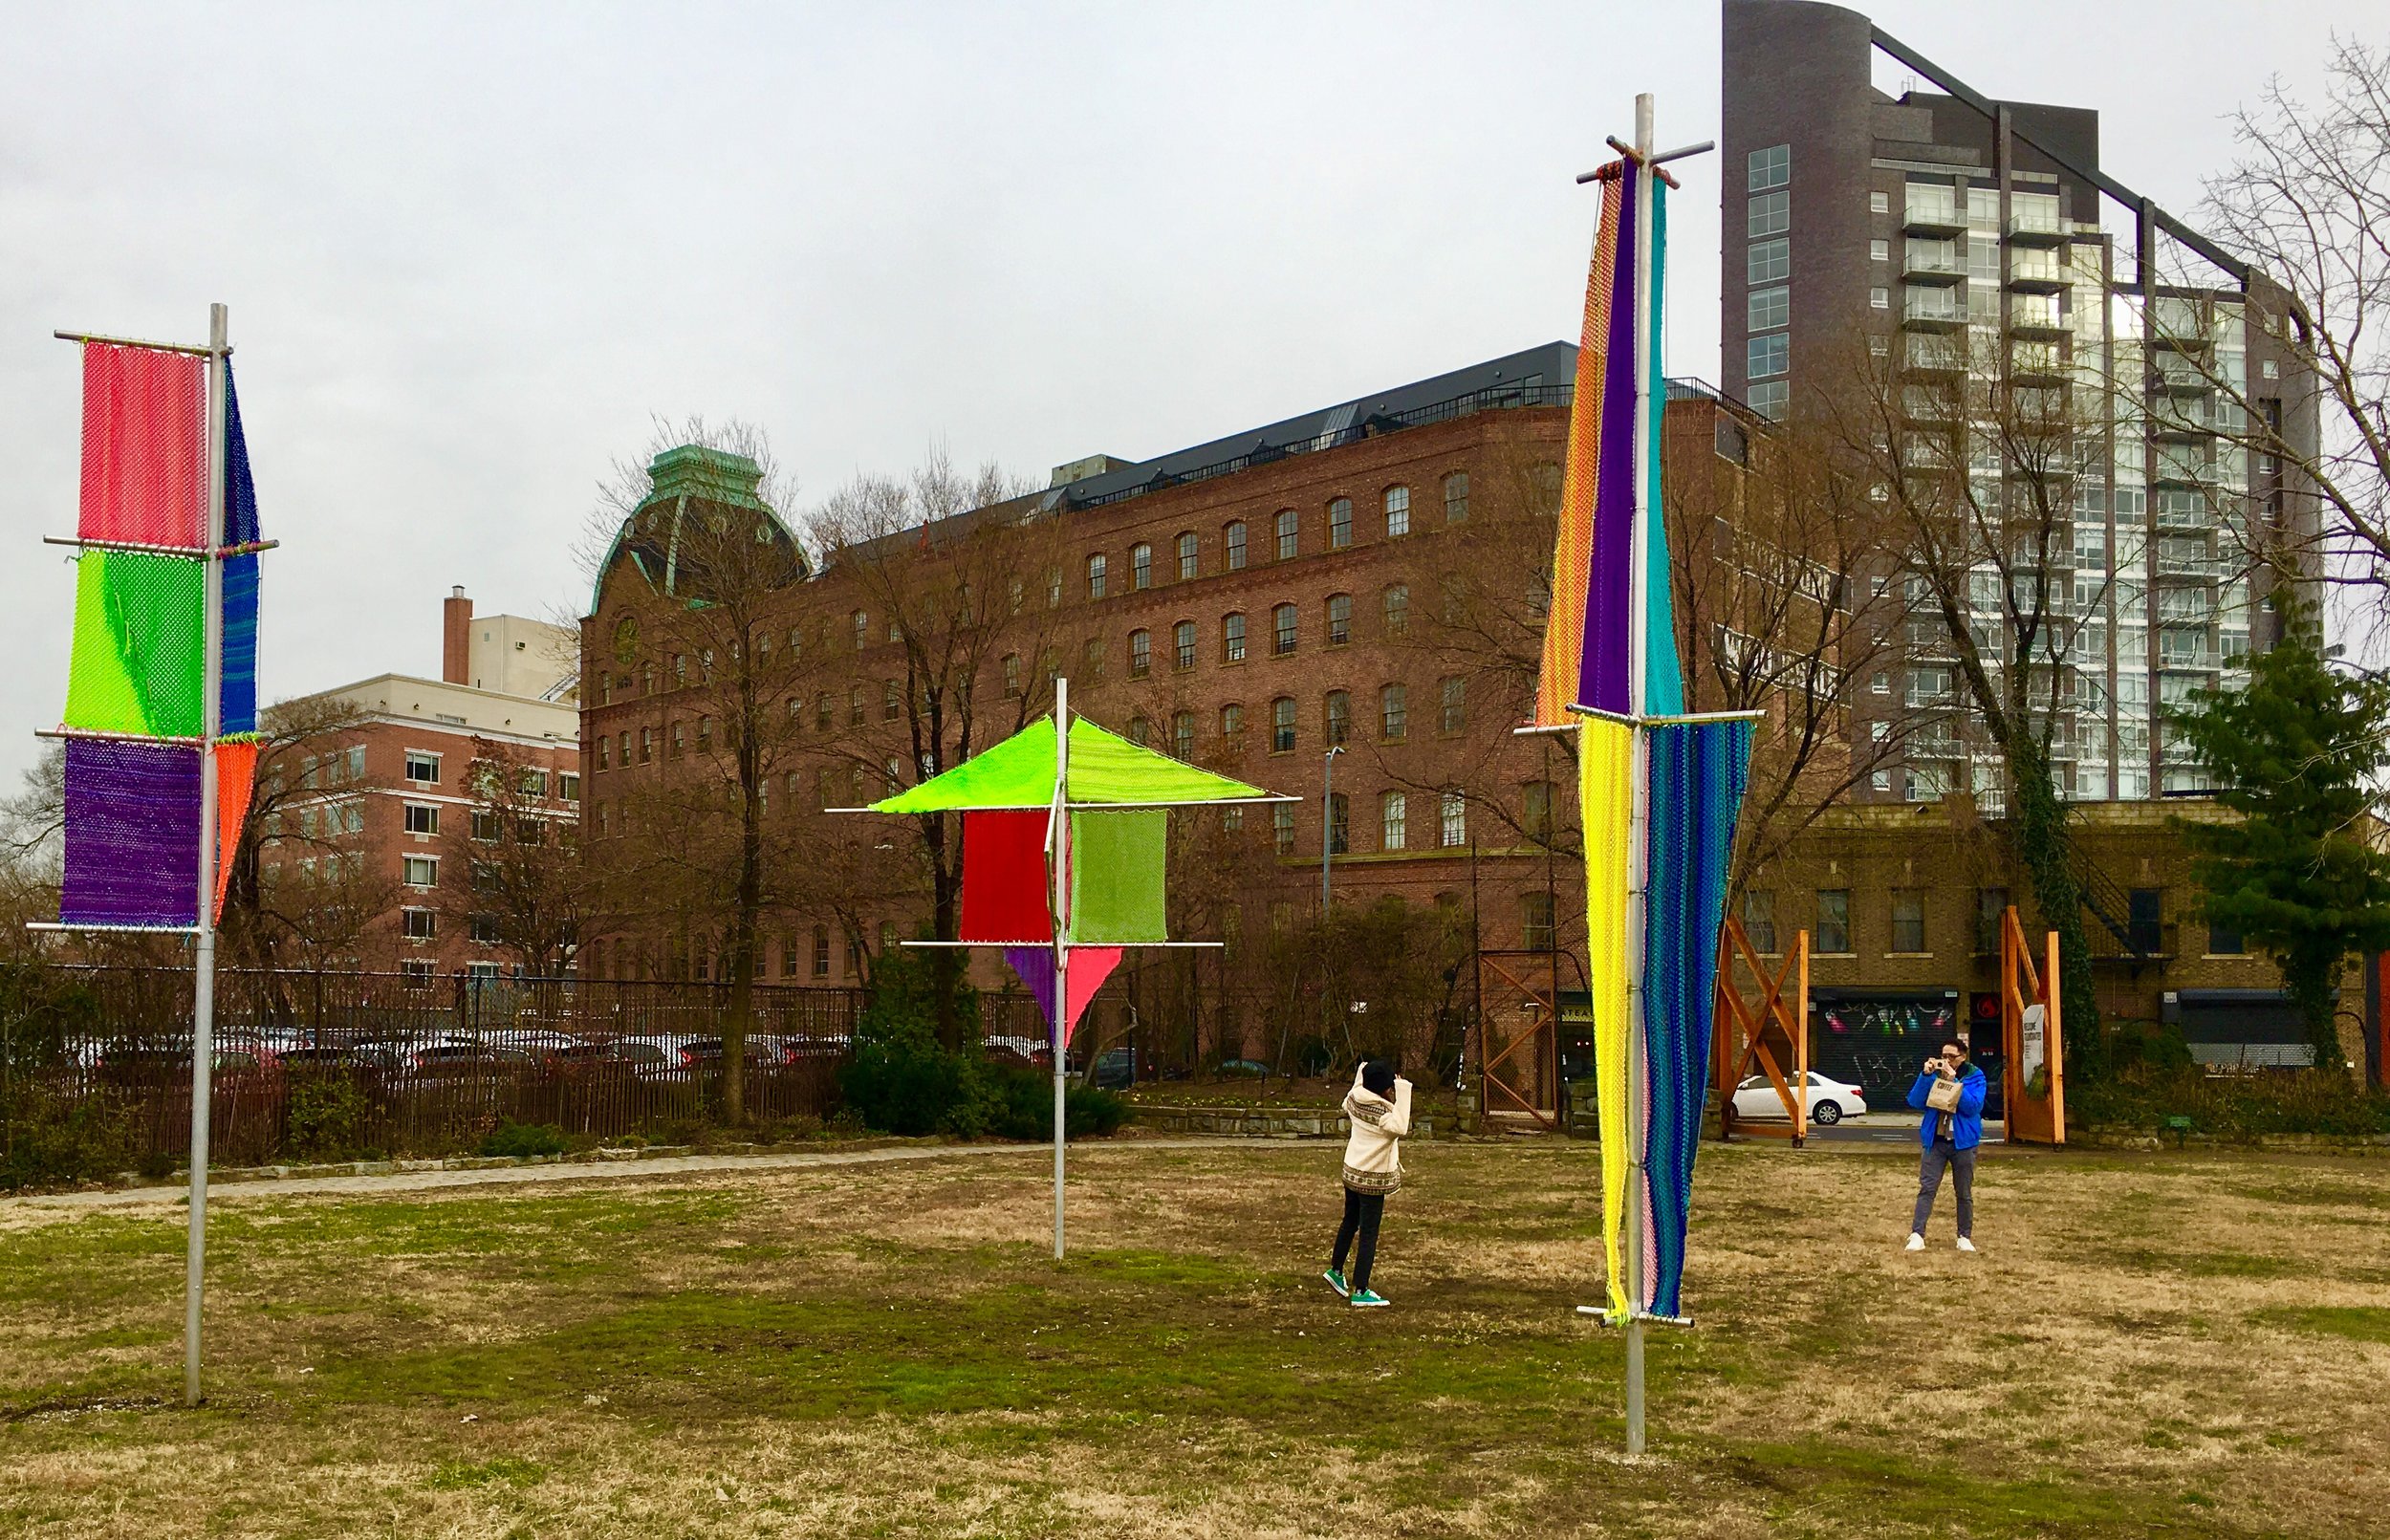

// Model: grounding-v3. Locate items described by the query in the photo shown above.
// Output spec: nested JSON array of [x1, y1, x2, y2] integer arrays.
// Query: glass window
[[1870, 190, 1890, 213], [1220, 702, 1245, 743], [1172, 711, 1195, 760], [1749, 285, 1789, 331], [1086, 553, 1107, 598], [1747, 143, 1789, 191], [404, 751, 441, 784], [1743, 890, 1777, 953], [1870, 286, 1889, 309], [1324, 691, 1351, 747], [1522, 891, 1556, 951], [1816, 889, 1851, 954], [1328, 498, 1353, 550], [1327, 792, 1349, 856], [1380, 792, 1407, 851], [1380, 683, 1406, 741], [1976, 888, 2009, 954], [1748, 190, 1789, 238], [1870, 238, 1889, 262], [1439, 791, 1467, 848], [1128, 716, 1151, 747], [1128, 629, 1151, 678], [402, 908, 437, 941], [1083, 637, 1107, 679], [1273, 603, 1297, 656], [471, 809, 500, 842], [403, 803, 439, 836], [1327, 593, 1352, 645], [1440, 675, 1466, 733], [1890, 890, 1927, 953], [2207, 920, 2245, 956], [1226, 521, 1247, 571], [1177, 531, 1199, 579], [813, 925, 831, 978], [1444, 472, 1468, 523], [1131, 542, 1152, 590], [402, 855, 438, 888], [1749, 380, 1789, 421], [1748, 333, 1790, 380], [1383, 486, 1410, 537], [2129, 889, 2162, 954], [1748, 237, 1790, 285], [1173, 619, 1196, 671], [1275, 509, 1298, 560], [1002, 653, 1022, 698], [1383, 584, 1409, 636], [1523, 780, 1557, 842], [1272, 801, 1296, 856], [558, 772, 578, 803], [1046, 567, 1062, 608], [1271, 697, 1296, 753], [1222, 612, 1247, 662]]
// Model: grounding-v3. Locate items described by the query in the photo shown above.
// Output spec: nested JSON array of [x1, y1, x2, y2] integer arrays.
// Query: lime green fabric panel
[[64, 551, 206, 737], [870, 714, 1272, 814], [1064, 718, 1270, 804], [1069, 810, 1167, 943]]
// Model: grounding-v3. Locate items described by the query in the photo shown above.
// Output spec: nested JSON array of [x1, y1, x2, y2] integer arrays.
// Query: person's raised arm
[[1379, 1076, 1414, 1138]]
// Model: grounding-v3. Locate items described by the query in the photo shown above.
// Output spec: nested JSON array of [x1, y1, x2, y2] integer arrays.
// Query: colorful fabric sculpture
[[56, 352, 261, 928], [1539, 161, 1752, 1322]]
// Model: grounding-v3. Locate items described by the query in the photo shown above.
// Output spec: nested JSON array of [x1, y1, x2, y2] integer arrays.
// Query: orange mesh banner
[[1534, 171, 1623, 727]]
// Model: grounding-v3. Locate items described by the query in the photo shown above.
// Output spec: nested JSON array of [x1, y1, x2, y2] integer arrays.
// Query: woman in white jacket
[[1326, 1059, 1411, 1307]]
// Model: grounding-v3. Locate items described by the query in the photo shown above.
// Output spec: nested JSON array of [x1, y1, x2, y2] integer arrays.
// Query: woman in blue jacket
[[1904, 1039, 1987, 1252]]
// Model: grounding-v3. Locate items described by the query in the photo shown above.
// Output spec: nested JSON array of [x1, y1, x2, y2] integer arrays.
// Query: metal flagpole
[[1620, 96, 1655, 1460], [187, 301, 228, 1408], [1051, 678, 1072, 1260]]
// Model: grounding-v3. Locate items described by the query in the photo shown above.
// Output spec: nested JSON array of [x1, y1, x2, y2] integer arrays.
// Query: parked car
[[1091, 1048, 1137, 1090], [1730, 1071, 1867, 1126], [1214, 1058, 1272, 1078]]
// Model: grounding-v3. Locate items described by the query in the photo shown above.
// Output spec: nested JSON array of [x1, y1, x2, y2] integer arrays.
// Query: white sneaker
[[1956, 1237, 1977, 1253], [1904, 1233, 1925, 1251]]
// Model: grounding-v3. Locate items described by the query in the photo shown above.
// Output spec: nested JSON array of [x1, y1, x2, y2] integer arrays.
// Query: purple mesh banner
[[1579, 158, 1640, 717], [61, 739, 202, 927]]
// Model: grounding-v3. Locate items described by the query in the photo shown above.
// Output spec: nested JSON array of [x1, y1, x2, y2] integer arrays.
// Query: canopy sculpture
[[36, 307, 270, 1409], [848, 684, 1292, 1257], [1523, 99, 1754, 1456]]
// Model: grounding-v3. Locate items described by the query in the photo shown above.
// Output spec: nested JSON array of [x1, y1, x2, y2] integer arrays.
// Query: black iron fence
[[2, 967, 866, 1169]]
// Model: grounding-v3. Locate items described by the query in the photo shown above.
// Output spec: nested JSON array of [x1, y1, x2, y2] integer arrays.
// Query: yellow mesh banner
[[1579, 717, 1635, 1318]]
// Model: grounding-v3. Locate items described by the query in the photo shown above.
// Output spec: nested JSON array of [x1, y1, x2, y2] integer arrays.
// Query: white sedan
[[1730, 1071, 1867, 1126]]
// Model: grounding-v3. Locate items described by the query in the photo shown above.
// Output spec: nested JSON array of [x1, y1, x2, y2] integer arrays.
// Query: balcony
[[2007, 297, 2070, 339], [2154, 553, 2220, 581], [1902, 193, 1966, 238], [1903, 247, 1966, 285], [2008, 254, 2071, 293], [2153, 449, 2217, 488], [1902, 292, 1966, 331], [2007, 207, 2069, 246]]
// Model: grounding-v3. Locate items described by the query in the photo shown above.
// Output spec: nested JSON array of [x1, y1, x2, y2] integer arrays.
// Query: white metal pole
[[187, 301, 228, 1408], [1621, 96, 1656, 1459], [1052, 679, 1071, 1261]]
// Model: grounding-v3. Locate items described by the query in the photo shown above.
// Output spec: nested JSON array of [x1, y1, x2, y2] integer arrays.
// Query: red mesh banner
[[214, 741, 258, 920], [80, 343, 206, 549], [958, 810, 1054, 944]]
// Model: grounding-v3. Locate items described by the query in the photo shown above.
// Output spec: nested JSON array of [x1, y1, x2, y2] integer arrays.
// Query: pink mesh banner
[[80, 343, 206, 549]]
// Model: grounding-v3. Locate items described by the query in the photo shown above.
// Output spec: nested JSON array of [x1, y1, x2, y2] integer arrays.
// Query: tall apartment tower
[[1722, 0, 2314, 807]]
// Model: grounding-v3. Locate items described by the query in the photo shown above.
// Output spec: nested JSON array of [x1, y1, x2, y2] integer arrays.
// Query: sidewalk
[[1, 1136, 1320, 1214]]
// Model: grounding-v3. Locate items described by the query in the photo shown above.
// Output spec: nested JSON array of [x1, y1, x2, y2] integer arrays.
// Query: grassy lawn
[[1, 1138, 2386, 1537]]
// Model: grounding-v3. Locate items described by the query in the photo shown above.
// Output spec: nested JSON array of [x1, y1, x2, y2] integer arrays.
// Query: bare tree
[[443, 738, 598, 977], [583, 419, 815, 1121], [804, 449, 1063, 1049]]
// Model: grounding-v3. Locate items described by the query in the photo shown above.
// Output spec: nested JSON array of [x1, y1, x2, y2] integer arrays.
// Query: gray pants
[[1911, 1139, 1975, 1238]]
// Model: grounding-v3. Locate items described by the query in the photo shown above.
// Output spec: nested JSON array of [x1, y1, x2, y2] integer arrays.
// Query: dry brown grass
[[0, 1137, 2385, 1536]]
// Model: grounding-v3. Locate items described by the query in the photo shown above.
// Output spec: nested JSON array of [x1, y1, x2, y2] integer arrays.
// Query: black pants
[[1912, 1138, 1976, 1238], [1333, 1187, 1386, 1291]]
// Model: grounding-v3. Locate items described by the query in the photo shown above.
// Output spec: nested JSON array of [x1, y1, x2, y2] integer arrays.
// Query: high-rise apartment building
[[1722, 0, 2316, 807]]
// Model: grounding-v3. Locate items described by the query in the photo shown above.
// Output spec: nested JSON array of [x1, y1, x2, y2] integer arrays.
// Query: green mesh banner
[[64, 550, 206, 737], [1069, 810, 1167, 943], [871, 715, 1271, 813]]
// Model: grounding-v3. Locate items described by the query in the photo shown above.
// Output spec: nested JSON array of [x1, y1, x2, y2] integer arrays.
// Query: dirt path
[[0, 1136, 1332, 1215]]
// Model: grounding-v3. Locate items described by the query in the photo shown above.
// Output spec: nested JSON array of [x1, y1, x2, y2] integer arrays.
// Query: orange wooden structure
[[1474, 948, 1567, 1131], [1712, 919, 1810, 1144], [1999, 904, 2065, 1144]]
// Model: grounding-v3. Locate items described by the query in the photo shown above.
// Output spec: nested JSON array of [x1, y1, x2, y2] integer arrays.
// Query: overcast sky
[[0, 1, 2370, 783]]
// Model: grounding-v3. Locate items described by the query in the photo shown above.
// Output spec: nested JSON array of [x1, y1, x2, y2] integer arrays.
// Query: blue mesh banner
[[1640, 717, 1753, 1316], [224, 359, 259, 547], [220, 552, 258, 735]]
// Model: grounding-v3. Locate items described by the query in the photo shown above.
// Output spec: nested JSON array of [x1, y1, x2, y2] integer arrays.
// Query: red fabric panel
[[81, 344, 206, 549], [212, 741, 258, 921], [959, 810, 1053, 944]]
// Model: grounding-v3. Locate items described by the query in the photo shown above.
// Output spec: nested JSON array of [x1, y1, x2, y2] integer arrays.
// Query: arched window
[[1380, 683, 1407, 741], [1002, 654, 1022, 698], [1045, 567, 1062, 608], [1128, 628, 1152, 678], [882, 681, 902, 721], [1220, 702, 1245, 745], [1083, 637, 1107, 680], [1327, 792, 1349, 854], [1171, 710, 1196, 760], [1271, 696, 1296, 753], [1324, 690, 1351, 747], [1444, 471, 1469, 523], [1086, 553, 1108, 598], [1440, 675, 1467, 734], [1328, 497, 1353, 550], [1177, 531, 1200, 579], [1131, 542, 1153, 590], [1128, 715, 1152, 747], [1226, 520, 1248, 571], [851, 611, 869, 648], [1383, 583, 1409, 636], [1326, 593, 1353, 646], [847, 684, 864, 726], [1173, 619, 1197, 671], [1440, 790, 1467, 847], [1384, 485, 1411, 537], [1272, 602, 1297, 656], [1274, 509, 1298, 561], [1222, 612, 1246, 662], [1380, 792, 1408, 851]]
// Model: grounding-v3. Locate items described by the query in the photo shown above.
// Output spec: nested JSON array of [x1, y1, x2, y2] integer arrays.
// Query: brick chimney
[[442, 586, 471, 684]]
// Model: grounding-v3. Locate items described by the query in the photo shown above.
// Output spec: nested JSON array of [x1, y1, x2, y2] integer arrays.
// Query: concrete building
[[1721, 0, 2319, 809]]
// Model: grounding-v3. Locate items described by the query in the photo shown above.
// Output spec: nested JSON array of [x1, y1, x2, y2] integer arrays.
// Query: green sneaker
[[1349, 1288, 1390, 1308], [1323, 1268, 1350, 1297]]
